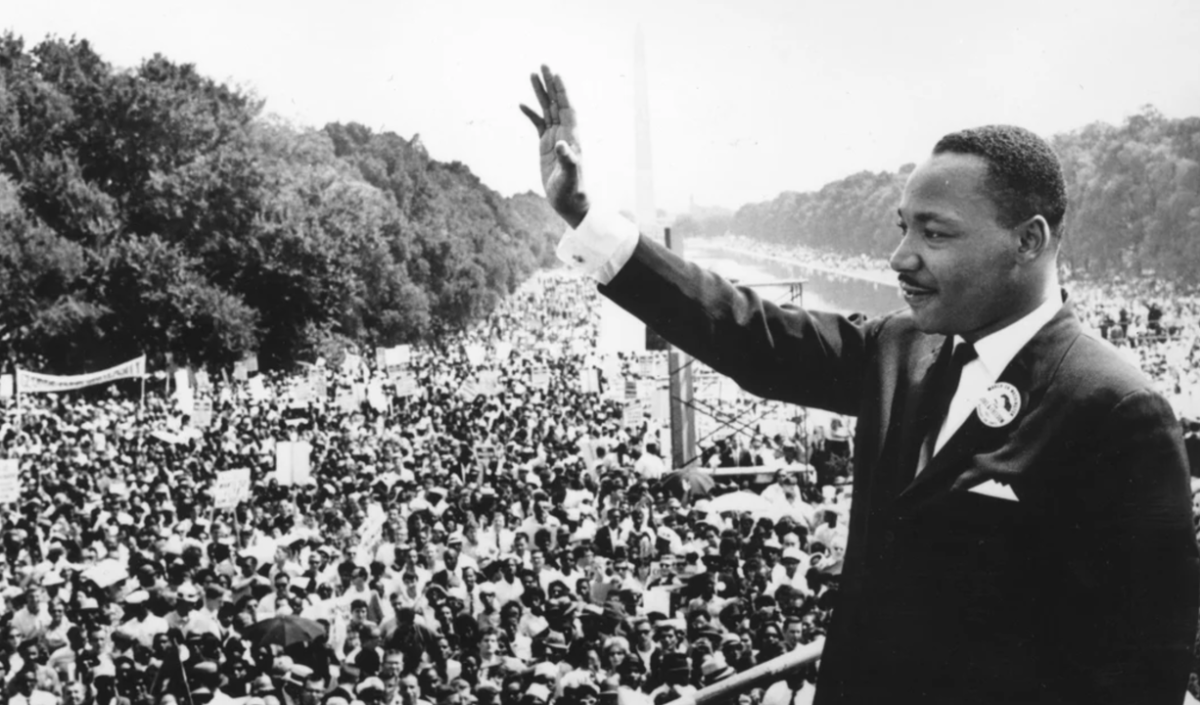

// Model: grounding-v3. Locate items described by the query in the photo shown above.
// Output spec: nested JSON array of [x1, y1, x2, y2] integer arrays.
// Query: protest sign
[[578, 368, 600, 394], [275, 441, 312, 486], [192, 397, 213, 428], [212, 468, 251, 509], [623, 400, 646, 428], [385, 345, 411, 369], [0, 459, 20, 505], [307, 366, 327, 402], [248, 376, 269, 402], [394, 373, 420, 398], [644, 588, 673, 617]]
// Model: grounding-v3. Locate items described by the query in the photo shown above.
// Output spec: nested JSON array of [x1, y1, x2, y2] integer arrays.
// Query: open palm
[[520, 65, 589, 228]]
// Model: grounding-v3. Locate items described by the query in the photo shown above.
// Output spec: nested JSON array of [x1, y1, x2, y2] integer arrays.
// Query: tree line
[[712, 106, 1200, 284], [0, 34, 562, 374]]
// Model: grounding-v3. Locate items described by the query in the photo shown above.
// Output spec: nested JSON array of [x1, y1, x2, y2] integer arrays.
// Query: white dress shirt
[[927, 295, 1062, 462]]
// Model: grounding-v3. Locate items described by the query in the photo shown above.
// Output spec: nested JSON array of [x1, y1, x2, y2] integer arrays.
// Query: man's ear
[[1015, 215, 1053, 261]]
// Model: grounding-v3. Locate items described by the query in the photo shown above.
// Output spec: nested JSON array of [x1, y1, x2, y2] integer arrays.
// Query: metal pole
[[671, 638, 825, 705], [664, 227, 697, 470]]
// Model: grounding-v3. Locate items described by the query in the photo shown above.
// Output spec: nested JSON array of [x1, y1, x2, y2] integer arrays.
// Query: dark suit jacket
[[600, 236, 1200, 704]]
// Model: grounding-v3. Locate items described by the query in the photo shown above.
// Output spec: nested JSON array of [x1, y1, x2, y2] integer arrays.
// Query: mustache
[[898, 275, 933, 289]]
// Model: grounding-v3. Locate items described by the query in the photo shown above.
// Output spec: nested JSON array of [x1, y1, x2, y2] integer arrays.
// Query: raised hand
[[520, 65, 589, 228]]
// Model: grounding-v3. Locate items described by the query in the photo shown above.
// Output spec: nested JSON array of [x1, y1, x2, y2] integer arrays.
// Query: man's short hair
[[932, 125, 1068, 238]]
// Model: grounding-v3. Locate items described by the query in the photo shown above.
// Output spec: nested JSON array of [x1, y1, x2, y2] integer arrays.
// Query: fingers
[[531, 71, 551, 117], [541, 65, 559, 124], [519, 104, 546, 136], [552, 73, 571, 110], [555, 141, 579, 172]]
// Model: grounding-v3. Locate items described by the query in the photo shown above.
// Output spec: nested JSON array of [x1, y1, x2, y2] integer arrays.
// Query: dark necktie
[[916, 341, 977, 475]]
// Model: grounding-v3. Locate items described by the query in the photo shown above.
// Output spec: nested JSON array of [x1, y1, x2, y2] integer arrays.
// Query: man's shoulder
[[1055, 326, 1162, 407]]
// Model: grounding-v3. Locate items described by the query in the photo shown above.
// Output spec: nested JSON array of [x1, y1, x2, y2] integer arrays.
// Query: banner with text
[[17, 356, 146, 394]]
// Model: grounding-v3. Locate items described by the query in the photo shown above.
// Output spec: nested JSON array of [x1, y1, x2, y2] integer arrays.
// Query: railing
[[669, 638, 825, 705]]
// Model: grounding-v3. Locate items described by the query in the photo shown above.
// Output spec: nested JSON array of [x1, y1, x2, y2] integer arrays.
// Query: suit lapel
[[880, 336, 948, 493], [896, 300, 1081, 504]]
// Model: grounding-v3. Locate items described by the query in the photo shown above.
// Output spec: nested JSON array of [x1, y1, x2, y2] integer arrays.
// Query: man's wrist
[[556, 207, 640, 284]]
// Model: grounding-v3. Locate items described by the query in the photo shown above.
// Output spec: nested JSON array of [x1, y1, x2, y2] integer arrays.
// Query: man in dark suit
[[520, 66, 1200, 703]]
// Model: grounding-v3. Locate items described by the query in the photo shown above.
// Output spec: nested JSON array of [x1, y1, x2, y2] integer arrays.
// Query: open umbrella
[[707, 491, 782, 519], [242, 614, 326, 647], [657, 469, 716, 499]]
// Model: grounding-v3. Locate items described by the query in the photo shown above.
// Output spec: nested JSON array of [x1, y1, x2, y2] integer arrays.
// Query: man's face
[[383, 653, 404, 681], [300, 681, 323, 705], [892, 153, 1026, 341], [785, 621, 804, 648], [658, 628, 677, 649]]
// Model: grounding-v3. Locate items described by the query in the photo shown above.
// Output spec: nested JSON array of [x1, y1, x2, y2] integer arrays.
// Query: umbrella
[[242, 614, 326, 647], [706, 491, 782, 519], [657, 469, 716, 499]]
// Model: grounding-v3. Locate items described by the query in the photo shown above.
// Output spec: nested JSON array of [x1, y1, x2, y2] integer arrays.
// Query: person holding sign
[[521, 65, 1199, 703]]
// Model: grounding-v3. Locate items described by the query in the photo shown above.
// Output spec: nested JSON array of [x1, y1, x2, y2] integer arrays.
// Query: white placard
[[0, 459, 20, 505], [192, 397, 213, 428], [394, 373, 420, 398], [275, 441, 312, 486], [644, 588, 672, 617], [385, 345, 411, 368], [212, 468, 251, 509]]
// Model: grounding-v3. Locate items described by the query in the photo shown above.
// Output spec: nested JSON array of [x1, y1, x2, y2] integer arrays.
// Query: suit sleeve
[[1056, 388, 1200, 704], [598, 235, 877, 416]]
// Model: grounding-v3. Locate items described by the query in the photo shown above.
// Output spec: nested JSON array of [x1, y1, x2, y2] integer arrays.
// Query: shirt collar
[[957, 295, 1063, 378]]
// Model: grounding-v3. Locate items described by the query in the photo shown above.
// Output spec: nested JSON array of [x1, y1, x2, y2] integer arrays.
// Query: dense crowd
[[4, 248, 1200, 705], [0, 270, 851, 705]]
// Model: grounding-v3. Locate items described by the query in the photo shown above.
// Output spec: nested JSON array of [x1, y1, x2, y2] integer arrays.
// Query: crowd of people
[[3, 249, 1200, 705], [0, 270, 851, 705]]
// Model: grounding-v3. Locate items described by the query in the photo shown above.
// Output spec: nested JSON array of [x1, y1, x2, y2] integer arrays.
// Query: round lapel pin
[[976, 382, 1021, 428]]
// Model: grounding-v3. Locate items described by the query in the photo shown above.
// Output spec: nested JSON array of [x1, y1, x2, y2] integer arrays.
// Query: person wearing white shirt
[[632, 442, 666, 482]]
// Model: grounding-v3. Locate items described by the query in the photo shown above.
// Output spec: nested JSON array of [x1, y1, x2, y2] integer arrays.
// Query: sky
[[6, 0, 1200, 215]]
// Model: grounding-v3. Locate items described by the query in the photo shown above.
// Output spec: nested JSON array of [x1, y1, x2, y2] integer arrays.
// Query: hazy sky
[[6, 0, 1200, 213]]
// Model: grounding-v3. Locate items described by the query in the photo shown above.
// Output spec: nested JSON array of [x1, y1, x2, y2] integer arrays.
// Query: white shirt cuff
[[555, 209, 640, 285]]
